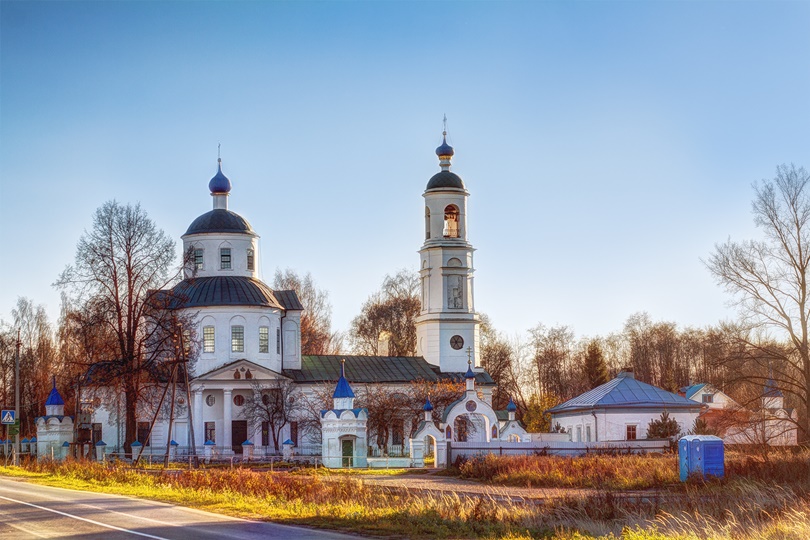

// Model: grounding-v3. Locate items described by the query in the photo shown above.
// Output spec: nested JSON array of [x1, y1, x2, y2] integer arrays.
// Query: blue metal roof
[[320, 408, 365, 418], [45, 380, 65, 406], [764, 378, 784, 398], [679, 383, 707, 400], [547, 374, 703, 414], [332, 361, 355, 399]]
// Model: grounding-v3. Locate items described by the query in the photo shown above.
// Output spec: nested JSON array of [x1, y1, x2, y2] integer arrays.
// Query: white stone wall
[[552, 409, 700, 442]]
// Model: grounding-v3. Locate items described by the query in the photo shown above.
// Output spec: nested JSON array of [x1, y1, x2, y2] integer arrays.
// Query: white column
[[194, 390, 204, 448], [223, 388, 233, 453]]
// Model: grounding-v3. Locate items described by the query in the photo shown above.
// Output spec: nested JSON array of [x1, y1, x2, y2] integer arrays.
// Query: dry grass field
[[1, 449, 808, 539]]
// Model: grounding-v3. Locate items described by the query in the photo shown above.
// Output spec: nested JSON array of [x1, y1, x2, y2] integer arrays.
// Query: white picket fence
[[448, 440, 670, 462]]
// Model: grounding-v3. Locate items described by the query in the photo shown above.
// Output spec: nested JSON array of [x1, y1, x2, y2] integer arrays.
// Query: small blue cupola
[[465, 359, 476, 392], [763, 373, 785, 409], [333, 359, 355, 409], [209, 158, 232, 194], [45, 376, 65, 417], [506, 397, 517, 421], [764, 378, 783, 398], [209, 152, 232, 211], [423, 397, 434, 412]]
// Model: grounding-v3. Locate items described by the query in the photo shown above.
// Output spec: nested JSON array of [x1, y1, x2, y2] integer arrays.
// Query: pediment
[[193, 359, 288, 382]]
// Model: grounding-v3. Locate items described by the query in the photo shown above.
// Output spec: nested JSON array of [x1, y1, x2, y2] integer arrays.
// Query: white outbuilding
[[547, 370, 704, 442]]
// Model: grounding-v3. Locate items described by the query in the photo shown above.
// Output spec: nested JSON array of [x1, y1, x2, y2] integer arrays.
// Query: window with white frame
[[220, 248, 231, 270], [702, 394, 713, 403], [626, 425, 637, 441], [259, 326, 269, 353], [194, 248, 204, 270], [203, 326, 215, 353], [231, 325, 244, 353], [247, 248, 255, 271]]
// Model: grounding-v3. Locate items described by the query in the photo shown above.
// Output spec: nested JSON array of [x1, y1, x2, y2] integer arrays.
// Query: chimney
[[618, 368, 634, 379]]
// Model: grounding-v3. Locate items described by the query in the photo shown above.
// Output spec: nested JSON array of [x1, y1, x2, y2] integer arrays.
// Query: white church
[[79, 131, 526, 465]]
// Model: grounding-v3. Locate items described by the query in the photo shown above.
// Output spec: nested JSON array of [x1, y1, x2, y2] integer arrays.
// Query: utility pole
[[14, 330, 20, 466]]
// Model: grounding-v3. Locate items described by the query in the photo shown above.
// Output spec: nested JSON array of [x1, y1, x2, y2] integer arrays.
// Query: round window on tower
[[233, 395, 245, 407], [450, 335, 464, 350]]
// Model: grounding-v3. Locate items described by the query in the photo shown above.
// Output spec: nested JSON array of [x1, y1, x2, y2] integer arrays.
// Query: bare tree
[[55, 201, 184, 452], [0, 299, 58, 437], [296, 382, 334, 445], [273, 269, 341, 354], [707, 164, 810, 442], [529, 324, 582, 400], [480, 313, 518, 410], [350, 269, 420, 356], [242, 378, 305, 452], [355, 384, 410, 452]]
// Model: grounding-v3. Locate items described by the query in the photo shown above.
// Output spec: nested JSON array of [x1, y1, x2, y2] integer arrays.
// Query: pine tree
[[582, 339, 609, 389], [646, 410, 681, 442]]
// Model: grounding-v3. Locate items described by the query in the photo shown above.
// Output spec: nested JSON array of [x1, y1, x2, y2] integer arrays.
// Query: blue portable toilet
[[678, 435, 724, 481]]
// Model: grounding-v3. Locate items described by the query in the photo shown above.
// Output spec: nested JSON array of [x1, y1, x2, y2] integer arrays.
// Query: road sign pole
[[14, 330, 20, 466]]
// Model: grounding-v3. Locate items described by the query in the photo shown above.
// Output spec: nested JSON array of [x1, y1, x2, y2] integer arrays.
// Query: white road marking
[[0, 494, 171, 539]]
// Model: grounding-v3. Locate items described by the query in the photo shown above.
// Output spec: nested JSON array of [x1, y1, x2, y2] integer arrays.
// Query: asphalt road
[[0, 477, 361, 539]]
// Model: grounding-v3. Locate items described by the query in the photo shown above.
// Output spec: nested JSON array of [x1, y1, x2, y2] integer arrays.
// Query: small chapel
[[81, 129, 527, 466]]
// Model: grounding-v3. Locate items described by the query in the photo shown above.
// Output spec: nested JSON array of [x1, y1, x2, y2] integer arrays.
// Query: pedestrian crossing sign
[[1, 410, 14, 424]]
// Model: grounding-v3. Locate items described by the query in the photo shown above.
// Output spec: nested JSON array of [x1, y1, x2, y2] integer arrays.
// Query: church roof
[[184, 209, 254, 236], [169, 277, 295, 309], [333, 364, 355, 399], [283, 355, 495, 385], [426, 171, 465, 191], [274, 289, 304, 311], [45, 381, 64, 406], [547, 372, 703, 415], [764, 378, 784, 398]]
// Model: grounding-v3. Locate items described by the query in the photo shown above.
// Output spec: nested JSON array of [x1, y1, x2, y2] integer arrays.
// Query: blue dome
[[424, 398, 434, 411], [465, 364, 476, 379], [435, 135, 454, 157], [506, 398, 517, 412], [45, 380, 64, 406], [209, 160, 231, 194]]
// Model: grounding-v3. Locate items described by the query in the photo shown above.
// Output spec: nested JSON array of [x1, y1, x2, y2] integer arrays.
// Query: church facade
[[86, 132, 500, 459]]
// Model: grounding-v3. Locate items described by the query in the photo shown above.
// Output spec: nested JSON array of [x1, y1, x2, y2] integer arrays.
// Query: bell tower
[[415, 124, 480, 373]]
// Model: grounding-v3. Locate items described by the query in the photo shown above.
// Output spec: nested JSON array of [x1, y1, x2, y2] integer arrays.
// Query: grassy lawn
[[1, 450, 809, 539]]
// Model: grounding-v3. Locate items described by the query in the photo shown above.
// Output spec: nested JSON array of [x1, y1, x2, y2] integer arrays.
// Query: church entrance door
[[342, 439, 353, 467], [232, 421, 247, 454]]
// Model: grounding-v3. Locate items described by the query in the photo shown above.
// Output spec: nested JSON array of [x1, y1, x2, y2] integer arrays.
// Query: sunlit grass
[[1, 449, 809, 539]]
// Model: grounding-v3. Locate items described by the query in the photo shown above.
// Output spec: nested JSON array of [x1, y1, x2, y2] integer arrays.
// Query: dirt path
[[321, 473, 608, 503]]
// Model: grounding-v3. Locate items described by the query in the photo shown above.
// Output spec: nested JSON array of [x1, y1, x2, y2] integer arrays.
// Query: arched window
[[425, 207, 431, 240], [202, 325, 215, 353], [247, 248, 255, 271], [443, 205, 459, 238]]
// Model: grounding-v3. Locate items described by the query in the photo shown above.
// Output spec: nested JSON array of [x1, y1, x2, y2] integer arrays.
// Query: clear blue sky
[[2, 1, 809, 341]]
